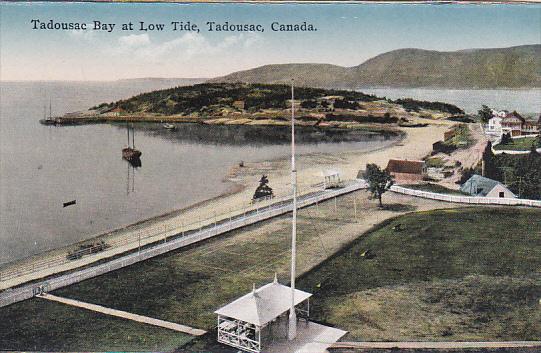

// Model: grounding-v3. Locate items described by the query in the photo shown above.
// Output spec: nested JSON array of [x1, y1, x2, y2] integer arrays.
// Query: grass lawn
[[401, 183, 468, 196], [298, 208, 541, 341], [494, 136, 539, 151], [0, 298, 193, 351]]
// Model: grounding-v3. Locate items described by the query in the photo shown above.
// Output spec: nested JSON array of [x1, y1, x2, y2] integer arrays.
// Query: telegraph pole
[[288, 79, 298, 341]]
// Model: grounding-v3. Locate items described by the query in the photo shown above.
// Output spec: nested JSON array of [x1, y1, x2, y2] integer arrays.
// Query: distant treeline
[[391, 98, 465, 115]]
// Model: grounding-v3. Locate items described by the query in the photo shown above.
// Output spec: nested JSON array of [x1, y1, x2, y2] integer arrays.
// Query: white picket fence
[[391, 185, 541, 208]]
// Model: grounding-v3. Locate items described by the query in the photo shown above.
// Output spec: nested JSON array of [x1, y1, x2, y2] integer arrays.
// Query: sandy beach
[[0, 122, 451, 290]]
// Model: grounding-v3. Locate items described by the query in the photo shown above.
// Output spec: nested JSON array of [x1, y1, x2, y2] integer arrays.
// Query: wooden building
[[386, 159, 427, 183]]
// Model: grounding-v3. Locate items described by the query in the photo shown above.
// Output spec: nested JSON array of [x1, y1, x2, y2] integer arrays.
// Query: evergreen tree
[[482, 141, 499, 180], [478, 105, 493, 123], [253, 175, 274, 200]]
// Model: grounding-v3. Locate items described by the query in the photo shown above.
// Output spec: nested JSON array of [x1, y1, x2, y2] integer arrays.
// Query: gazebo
[[322, 169, 343, 189], [214, 275, 312, 353]]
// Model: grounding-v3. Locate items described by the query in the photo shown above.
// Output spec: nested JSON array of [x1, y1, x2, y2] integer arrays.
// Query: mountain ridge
[[209, 45, 541, 89]]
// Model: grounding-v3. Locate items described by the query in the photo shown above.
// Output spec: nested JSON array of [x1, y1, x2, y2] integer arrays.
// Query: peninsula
[[50, 83, 464, 129]]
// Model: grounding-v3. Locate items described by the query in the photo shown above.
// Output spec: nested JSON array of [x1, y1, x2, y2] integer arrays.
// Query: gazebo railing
[[217, 316, 261, 353]]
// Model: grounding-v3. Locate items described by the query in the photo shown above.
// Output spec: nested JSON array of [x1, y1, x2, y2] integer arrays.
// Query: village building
[[499, 111, 539, 137], [386, 159, 427, 183], [100, 106, 124, 117], [522, 120, 540, 135], [444, 128, 456, 141], [491, 109, 508, 118], [232, 100, 245, 110], [486, 115, 503, 135], [460, 174, 516, 198], [501, 111, 526, 137]]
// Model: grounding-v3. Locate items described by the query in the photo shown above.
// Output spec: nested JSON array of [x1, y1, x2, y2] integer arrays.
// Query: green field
[[298, 208, 541, 341], [0, 299, 192, 351], [494, 136, 539, 151]]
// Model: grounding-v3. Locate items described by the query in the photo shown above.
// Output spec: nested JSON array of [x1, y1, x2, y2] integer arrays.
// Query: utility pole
[[288, 79, 297, 341]]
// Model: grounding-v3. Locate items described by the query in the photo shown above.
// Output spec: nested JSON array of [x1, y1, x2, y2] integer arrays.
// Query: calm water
[[0, 81, 396, 264], [360, 88, 541, 115]]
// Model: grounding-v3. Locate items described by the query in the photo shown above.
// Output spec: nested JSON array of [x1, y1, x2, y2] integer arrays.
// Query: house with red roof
[[385, 159, 427, 183]]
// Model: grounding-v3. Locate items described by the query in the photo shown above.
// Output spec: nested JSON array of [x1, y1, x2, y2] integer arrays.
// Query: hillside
[[94, 83, 461, 115], [209, 45, 541, 89]]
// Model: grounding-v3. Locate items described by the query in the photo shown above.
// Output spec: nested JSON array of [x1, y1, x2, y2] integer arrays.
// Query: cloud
[[69, 27, 96, 42], [118, 34, 151, 48], [112, 32, 263, 63]]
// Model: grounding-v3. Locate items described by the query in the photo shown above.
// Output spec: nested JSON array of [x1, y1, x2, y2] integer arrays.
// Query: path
[[38, 293, 206, 336], [331, 341, 541, 349]]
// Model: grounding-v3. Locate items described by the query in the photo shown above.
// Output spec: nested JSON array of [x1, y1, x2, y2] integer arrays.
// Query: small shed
[[386, 159, 427, 183], [460, 174, 516, 198], [233, 100, 245, 110], [444, 129, 456, 141], [215, 277, 311, 353]]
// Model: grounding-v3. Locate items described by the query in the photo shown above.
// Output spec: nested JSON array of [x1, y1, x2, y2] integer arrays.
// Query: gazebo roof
[[321, 169, 341, 177], [215, 281, 312, 326]]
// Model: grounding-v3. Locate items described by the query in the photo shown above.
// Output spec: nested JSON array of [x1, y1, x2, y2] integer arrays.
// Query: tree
[[478, 105, 493, 124], [252, 175, 274, 200], [482, 141, 499, 179], [500, 132, 512, 145], [364, 163, 394, 207]]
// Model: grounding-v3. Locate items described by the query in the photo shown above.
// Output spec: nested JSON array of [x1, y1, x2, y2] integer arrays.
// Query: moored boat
[[39, 100, 58, 125], [122, 122, 142, 164]]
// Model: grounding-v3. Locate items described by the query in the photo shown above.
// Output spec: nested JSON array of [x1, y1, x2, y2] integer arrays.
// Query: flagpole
[[288, 79, 297, 340]]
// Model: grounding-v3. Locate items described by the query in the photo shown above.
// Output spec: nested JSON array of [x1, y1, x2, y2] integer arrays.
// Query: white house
[[491, 109, 508, 118], [460, 174, 516, 199], [486, 116, 503, 135]]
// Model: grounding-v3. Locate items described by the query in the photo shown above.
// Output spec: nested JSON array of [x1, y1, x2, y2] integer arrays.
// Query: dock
[[0, 180, 367, 307]]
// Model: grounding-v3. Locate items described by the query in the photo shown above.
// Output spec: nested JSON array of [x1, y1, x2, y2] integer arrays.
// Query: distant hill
[[116, 77, 207, 87], [209, 45, 541, 89]]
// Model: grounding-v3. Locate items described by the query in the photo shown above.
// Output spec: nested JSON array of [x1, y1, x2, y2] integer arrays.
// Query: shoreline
[[0, 123, 448, 290]]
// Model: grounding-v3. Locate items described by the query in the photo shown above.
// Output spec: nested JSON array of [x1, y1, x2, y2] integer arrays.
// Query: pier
[[0, 180, 367, 307]]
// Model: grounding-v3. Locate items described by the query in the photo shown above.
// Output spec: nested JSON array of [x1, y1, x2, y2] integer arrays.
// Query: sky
[[1, 2, 540, 81]]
